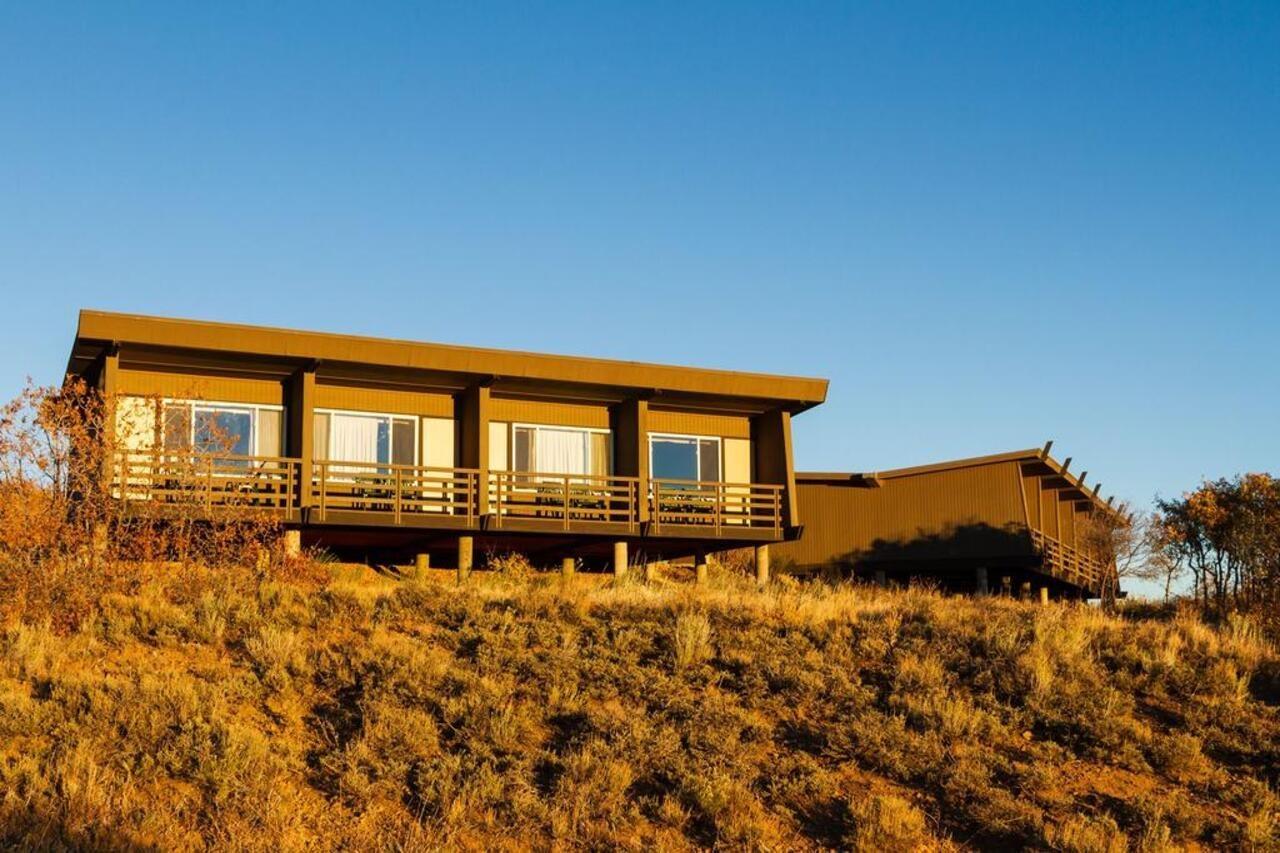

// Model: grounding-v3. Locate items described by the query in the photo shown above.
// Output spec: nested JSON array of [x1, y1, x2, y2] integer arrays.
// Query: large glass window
[[161, 400, 282, 464], [314, 411, 416, 467], [511, 425, 610, 477], [650, 434, 721, 483]]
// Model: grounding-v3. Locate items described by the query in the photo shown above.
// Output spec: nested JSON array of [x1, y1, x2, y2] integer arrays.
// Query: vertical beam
[[975, 566, 989, 596], [1039, 586, 1050, 606], [287, 365, 316, 508], [694, 550, 708, 585], [755, 544, 770, 586], [561, 556, 575, 578], [415, 553, 430, 574], [610, 396, 650, 522], [97, 346, 120, 488], [97, 346, 119, 397], [751, 408, 798, 529], [613, 541, 628, 577], [458, 383, 492, 516]]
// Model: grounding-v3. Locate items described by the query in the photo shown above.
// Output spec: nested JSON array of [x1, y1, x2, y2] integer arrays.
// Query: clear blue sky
[[2, 3, 1276, 592]]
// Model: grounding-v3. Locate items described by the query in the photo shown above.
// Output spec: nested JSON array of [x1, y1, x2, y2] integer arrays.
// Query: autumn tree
[[1153, 474, 1280, 626]]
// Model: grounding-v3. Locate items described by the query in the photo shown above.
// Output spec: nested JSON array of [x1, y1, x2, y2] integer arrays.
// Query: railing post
[[394, 467, 402, 524], [318, 463, 327, 522], [714, 483, 722, 535], [563, 476, 571, 530]]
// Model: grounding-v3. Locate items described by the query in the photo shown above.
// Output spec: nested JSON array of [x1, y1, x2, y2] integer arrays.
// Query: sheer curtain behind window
[[536, 429, 587, 477], [331, 414, 381, 474]]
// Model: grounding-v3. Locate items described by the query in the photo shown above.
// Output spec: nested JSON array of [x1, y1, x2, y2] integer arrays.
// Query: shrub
[[672, 609, 713, 671]]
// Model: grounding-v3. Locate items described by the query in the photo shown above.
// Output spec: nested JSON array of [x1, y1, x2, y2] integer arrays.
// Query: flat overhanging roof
[[66, 310, 829, 413]]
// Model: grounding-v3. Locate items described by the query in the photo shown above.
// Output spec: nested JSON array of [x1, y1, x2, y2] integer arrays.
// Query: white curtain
[[331, 414, 381, 474], [536, 429, 588, 477]]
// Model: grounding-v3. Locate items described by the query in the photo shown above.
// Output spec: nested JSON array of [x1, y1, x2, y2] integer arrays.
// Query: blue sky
[[1, 3, 1276, 592]]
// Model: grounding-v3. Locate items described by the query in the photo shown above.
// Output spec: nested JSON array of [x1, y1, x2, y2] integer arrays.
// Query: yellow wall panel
[[490, 397, 610, 428], [648, 408, 751, 439], [118, 369, 284, 406], [315, 384, 453, 417]]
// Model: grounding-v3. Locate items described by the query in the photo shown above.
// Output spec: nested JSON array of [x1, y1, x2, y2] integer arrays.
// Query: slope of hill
[[1, 564, 1277, 850]]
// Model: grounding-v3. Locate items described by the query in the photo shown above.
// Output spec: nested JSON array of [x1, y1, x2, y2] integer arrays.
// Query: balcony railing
[[489, 471, 641, 531], [311, 460, 480, 524], [650, 478, 784, 535], [1029, 528, 1109, 591], [111, 450, 300, 512], [109, 453, 787, 538]]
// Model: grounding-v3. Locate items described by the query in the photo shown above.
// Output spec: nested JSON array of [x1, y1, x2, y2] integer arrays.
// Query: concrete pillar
[[1020, 581, 1032, 602], [561, 556, 575, 578], [283, 529, 302, 558], [1001, 576, 1013, 597], [1039, 586, 1050, 606], [613, 541, 628, 577], [874, 569, 887, 588], [415, 553, 430, 574], [458, 536, 474, 582], [695, 552, 708, 586], [975, 566, 989, 597], [755, 544, 770, 586]]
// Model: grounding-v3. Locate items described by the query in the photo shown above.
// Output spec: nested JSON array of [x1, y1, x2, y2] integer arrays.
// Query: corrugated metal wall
[[774, 461, 1031, 569], [118, 369, 284, 406]]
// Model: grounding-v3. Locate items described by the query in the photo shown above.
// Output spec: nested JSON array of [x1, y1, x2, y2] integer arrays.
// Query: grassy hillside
[[1, 563, 1278, 851]]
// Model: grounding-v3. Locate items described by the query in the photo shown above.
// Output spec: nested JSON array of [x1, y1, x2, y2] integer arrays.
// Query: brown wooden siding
[[314, 384, 453, 417], [117, 368, 285, 406], [648, 408, 751, 438], [490, 397, 610, 428]]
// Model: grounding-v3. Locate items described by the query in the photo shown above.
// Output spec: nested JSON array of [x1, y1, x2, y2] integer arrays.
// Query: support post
[[1039, 586, 1050, 606], [458, 384, 492, 516], [1001, 576, 1013, 597], [975, 566, 989, 597], [283, 529, 302, 558], [694, 551, 708, 586], [415, 553, 430, 575], [458, 535, 474, 582], [750, 408, 798, 530], [755, 544, 770, 587], [1020, 581, 1032, 602], [613, 541, 628, 578], [610, 397, 651, 523], [875, 569, 887, 588], [561, 556, 575, 578], [287, 365, 316, 509]]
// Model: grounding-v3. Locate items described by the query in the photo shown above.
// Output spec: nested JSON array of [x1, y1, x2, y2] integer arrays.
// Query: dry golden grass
[[1, 563, 1278, 850]]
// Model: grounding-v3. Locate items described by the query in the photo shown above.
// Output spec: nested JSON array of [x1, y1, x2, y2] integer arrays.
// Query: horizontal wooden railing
[[110, 453, 788, 538], [649, 478, 784, 535], [489, 471, 641, 532], [311, 460, 480, 524], [111, 450, 299, 512], [1030, 528, 1109, 591]]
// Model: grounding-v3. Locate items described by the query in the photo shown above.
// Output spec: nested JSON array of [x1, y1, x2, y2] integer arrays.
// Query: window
[[161, 400, 283, 464], [314, 410, 417, 468], [650, 434, 721, 483], [511, 425, 610, 478]]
